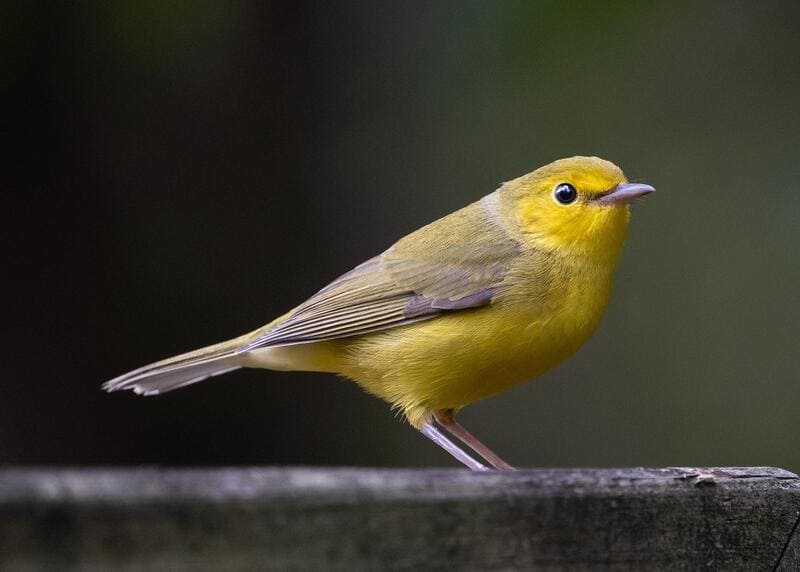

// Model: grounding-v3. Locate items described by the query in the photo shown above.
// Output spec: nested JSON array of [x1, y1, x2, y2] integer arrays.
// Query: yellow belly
[[336, 282, 610, 427], [241, 264, 615, 428]]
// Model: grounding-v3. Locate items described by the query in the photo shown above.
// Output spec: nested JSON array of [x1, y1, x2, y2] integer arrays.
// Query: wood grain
[[1, 467, 798, 570]]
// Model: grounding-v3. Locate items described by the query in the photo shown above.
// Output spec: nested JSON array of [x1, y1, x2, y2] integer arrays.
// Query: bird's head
[[504, 156, 654, 260]]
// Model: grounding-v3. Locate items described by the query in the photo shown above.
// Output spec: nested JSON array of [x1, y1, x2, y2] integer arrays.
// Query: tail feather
[[102, 336, 247, 396]]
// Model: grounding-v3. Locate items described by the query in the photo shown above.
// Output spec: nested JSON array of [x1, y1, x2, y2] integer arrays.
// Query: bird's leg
[[419, 423, 489, 471], [434, 410, 515, 470]]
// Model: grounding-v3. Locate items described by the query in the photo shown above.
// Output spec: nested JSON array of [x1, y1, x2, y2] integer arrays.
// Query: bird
[[103, 156, 654, 471]]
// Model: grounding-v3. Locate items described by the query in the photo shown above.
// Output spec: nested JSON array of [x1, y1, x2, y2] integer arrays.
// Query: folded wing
[[238, 198, 521, 352]]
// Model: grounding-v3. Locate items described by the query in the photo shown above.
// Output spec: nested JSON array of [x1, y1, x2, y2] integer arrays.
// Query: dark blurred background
[[4, 1, 799, 470]]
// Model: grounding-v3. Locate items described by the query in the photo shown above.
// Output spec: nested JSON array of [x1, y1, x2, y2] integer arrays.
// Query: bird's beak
[[595, 182, 655, 205]]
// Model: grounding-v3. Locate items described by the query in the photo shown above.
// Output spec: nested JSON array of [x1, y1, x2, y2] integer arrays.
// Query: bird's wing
[[238, 197, 521, 351]]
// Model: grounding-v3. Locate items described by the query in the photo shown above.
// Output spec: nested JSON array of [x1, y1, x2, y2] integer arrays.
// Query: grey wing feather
[[237, 199, 521, 352]]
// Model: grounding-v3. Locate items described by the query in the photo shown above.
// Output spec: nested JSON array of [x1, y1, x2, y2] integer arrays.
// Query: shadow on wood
[[1, 467, 798, 570]]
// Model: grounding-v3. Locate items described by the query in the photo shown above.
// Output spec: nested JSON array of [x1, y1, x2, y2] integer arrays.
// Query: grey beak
[[596, 182, 655, 205]]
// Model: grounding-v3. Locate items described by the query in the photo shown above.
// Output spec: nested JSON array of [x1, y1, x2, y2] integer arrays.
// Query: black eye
[[554, 183, 577, 204]]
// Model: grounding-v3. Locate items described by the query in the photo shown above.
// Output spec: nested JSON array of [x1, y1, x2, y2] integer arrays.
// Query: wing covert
[[237, 195, 521, 352]]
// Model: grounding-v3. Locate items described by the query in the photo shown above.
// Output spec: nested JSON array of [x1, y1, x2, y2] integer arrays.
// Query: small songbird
[[104, 156, 654, 470]]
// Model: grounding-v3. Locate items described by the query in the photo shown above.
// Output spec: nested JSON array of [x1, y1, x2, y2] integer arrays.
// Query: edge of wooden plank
[[1, 466, 797, 503], [1, 466, 798, 570]]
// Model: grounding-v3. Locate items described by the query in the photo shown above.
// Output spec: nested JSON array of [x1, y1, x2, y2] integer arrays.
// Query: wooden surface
[[1, 467, 798, 570]]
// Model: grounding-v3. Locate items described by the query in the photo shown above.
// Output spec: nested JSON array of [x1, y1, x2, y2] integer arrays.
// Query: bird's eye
[[554, 183, 577, 205]]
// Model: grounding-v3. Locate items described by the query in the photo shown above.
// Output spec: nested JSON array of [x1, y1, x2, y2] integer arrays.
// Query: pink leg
[[434, 410, 515, 470], [419, 423, 489, 471]]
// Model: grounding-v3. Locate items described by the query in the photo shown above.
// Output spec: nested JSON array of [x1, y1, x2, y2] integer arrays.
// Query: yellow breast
[[331, 250, 617, 428]]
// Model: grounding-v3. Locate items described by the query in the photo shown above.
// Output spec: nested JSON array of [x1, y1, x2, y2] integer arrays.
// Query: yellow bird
[[104, 156, 654, 470]]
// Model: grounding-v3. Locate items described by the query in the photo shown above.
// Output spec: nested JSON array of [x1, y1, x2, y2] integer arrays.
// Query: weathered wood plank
[[776, 514, 800, 572], [1, 467, 798, 570]]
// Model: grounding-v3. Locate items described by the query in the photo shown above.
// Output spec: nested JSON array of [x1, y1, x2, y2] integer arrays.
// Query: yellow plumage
[[104, 156, 653, 469]]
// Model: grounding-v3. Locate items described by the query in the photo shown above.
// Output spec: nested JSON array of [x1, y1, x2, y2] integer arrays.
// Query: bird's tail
[[102, 334, 250, 396]]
